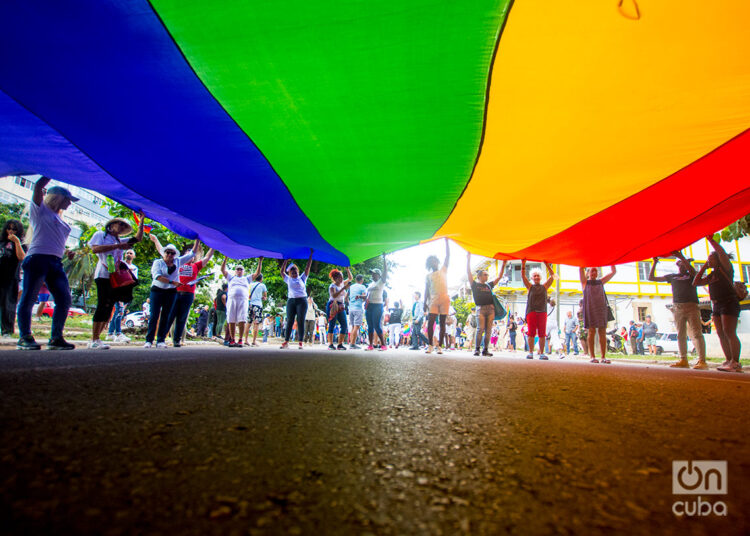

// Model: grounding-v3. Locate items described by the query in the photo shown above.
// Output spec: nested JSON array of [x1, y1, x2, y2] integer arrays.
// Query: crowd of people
[[0, 177, 745, 373]]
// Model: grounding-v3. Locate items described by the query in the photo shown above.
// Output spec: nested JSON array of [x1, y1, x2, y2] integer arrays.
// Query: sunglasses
[[165, 251, 176, 255]]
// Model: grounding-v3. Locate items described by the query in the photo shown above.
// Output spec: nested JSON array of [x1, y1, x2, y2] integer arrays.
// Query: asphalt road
[[0, 346, 748, 535]]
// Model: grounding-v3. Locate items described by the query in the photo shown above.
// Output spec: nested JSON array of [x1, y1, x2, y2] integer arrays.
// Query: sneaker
[[526, 353, 534, 359], [88, 340, 110, 350], [298, 342, 303, 349], [425, 345, 433, 354], [669, 359, 690, 368], [379, 345, 387, 351], [437, 347, 443, 355], [223, 339, 231, 346], [17, 335, 41, 351], [365, 345, 374, 351], [105, 333, 115, 341], [328, 344, 336, 350], [337, 344, 347, 350], [229, 342, 241, 348], [559, 354, 566, 359], [280, 341, 289, 349], [691, 360, 709, 370], [115, 333, 131, 343], [409, 346, 420, 350], [156, 342, 167, 349], [47, 337, 75, 350], [143, 342, 152, 348], [482, 350, 493, 357], [473, 350, 480, 356], [539, 354, 549, 360], [350, 344, 361, 350], [173, 342, 182, 348]]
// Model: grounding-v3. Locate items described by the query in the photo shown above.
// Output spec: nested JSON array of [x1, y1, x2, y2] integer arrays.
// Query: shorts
[[37, 293, 50, 303], [644, 336, 657, 346], [349, 308, 364, 327], [428, 294, 450, 315], [526, 311, 547, 339], [226, 296, 248, 323], [712, 298, 741, 318], [249, 304, 263, 324]]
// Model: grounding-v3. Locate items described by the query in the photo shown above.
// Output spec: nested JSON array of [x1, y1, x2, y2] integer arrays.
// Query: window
[[638, 261, 652, 281], [637, 306, 649, 322], [13, 176, 32, 189], [743, 264, 750, 283]]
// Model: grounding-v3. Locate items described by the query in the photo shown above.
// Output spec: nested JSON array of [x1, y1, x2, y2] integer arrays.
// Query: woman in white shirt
[[327, 267, 352, 350], [280, 250, 313, 349], [220, 257, 261, 347], [88, 215, 144, 349], [16, 177, 77, 351], [144, 239, 198, 348]]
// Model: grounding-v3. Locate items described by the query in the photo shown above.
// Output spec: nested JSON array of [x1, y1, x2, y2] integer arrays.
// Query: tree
[[717, 215, 750, 242], [0, 202, 30, 231], [63, 221, 98, 309], [451, 296, 474, 326]]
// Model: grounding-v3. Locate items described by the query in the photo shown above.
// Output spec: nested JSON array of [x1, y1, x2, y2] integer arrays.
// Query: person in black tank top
[[693, 235, 742, 372]]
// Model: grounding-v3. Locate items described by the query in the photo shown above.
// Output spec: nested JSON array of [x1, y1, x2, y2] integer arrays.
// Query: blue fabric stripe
[[0, 0, 348, 264]]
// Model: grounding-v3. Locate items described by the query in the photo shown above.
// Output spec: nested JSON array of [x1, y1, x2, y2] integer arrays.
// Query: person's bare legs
[[251, 322, 260, 345], [587, 329, 597, 359], [598, 329, 608, 361], [716, 315, 740, 363], [237, 321, 246, 344], [228, 322, 236, 342]]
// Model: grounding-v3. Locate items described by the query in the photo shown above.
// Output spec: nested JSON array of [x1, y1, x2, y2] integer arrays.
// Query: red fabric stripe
[[494, 129, 750, 265]]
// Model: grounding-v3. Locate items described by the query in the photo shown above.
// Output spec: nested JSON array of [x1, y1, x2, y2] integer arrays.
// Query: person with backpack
[[693, 235, 743, 372], [466, 252, 506, 357]]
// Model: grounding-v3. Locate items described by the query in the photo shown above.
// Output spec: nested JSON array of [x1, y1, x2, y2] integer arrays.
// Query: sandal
[[589, 358, 599, 363], [600, 358, 611, 364]]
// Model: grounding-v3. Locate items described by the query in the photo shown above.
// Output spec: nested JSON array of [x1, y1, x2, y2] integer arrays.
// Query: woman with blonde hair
[[521, 260, 555, 360], [17, 177, 77, 350]]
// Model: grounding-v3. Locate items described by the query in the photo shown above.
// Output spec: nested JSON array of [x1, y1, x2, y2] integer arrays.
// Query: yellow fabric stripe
[[436, 0, 750, 257]]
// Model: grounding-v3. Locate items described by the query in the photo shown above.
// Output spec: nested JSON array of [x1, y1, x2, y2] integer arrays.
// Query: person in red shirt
[[166, 243, 214, 347]]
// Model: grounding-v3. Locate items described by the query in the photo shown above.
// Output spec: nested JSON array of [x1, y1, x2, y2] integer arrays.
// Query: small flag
[[133, 211, 152, 233]]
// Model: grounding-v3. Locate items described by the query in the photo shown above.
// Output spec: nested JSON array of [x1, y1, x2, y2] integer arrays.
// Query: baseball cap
[[370, 268, 382, 276], [46, 185, 79, 202], [163, 243, 178, 254]]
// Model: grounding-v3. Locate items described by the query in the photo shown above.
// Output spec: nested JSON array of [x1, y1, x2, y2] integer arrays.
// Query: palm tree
[[63, 222, 98, 310]]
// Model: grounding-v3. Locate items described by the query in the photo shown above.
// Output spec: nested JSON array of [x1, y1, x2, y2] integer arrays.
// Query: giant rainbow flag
[[1, 1, 748, 265]]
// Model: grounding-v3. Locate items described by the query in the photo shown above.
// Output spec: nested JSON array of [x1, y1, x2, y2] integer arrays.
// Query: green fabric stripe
[[150, 1, 510, 262]]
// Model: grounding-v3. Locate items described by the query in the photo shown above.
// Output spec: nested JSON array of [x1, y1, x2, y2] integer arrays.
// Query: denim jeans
[[145, 287, 177, 343], [410, 318, 427, 348], [365, 303, 384, 338], [17, 254, 71, 340], [564, 331, 578, 354], [167, 292, 195, 343], [108, 301, 127, 335], [326, 301, 348, 335], [263, 328, 269, 342]]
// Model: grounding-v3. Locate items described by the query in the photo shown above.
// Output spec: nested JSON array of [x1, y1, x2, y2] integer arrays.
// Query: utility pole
[[556, 263, 561, 328]]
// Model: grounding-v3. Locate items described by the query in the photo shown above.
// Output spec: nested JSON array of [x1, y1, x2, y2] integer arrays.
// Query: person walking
[[326, 267, 352, 350], [348, 274, 367, 349], [505, 315, 517, 351], [365, 254, 388, 351], [649, 253, 708, 369], [16, 177, 77, 350], [409, 292, 427, 350], [0, 219, 26, 337], [167, 243, 214, 347], [144, 240, 198, 348], [563, 311, 579, 357], [466, 252, 506, 356], [579, 265, 617, 363], [280, 250, 313, 349], [693, 235, 743, 372], [424, 239, 451, 354], [303, 293, 318, 346], [521, 260, 555, 360]]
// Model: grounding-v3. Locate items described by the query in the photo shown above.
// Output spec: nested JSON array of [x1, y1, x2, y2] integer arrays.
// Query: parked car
[[123, 311, 147, 329], [655, 332, 696, 356], [32, 303, 87, 317]]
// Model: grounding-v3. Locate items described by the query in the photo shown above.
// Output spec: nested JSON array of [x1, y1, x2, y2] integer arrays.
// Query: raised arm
[[304, 249, 313, 277], [7, 228, 25, 261], [692, 262, 710, 287], [601, 265, 617, 284], [32, 176, 50, 206], [672, 250, 696, 276], [253, 257, 263, 280], [202, 248, 215, 264], [520, 259, 531, 289], [647, 258, 668, 282], [381, 252, 388, 282], [706, 235, 732, 273], [344, 267, 353, 286], [133, 211, 145, 243], [543, 261, 555, 289], [149, 233, 164, 255], [579, 267, 587, 288], [443, 238, 450, 268], [491, 260, 508, 286], [220, 256, 228, 278], [280, 259, 289, 278], [466, 252, 474, 283]]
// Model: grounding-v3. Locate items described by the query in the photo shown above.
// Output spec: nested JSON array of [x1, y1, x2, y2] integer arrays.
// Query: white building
[[465, 236, 750, 357], [0, 175, 110, 247]]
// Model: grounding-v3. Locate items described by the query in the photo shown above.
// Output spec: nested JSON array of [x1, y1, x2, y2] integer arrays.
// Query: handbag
[[110, 262, 137, 288], [492, 294, 507, 321], [717, 264, 748, 301]]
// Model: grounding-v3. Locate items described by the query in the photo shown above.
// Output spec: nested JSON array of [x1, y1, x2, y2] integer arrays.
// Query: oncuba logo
[[672, 461, 727, 517]]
